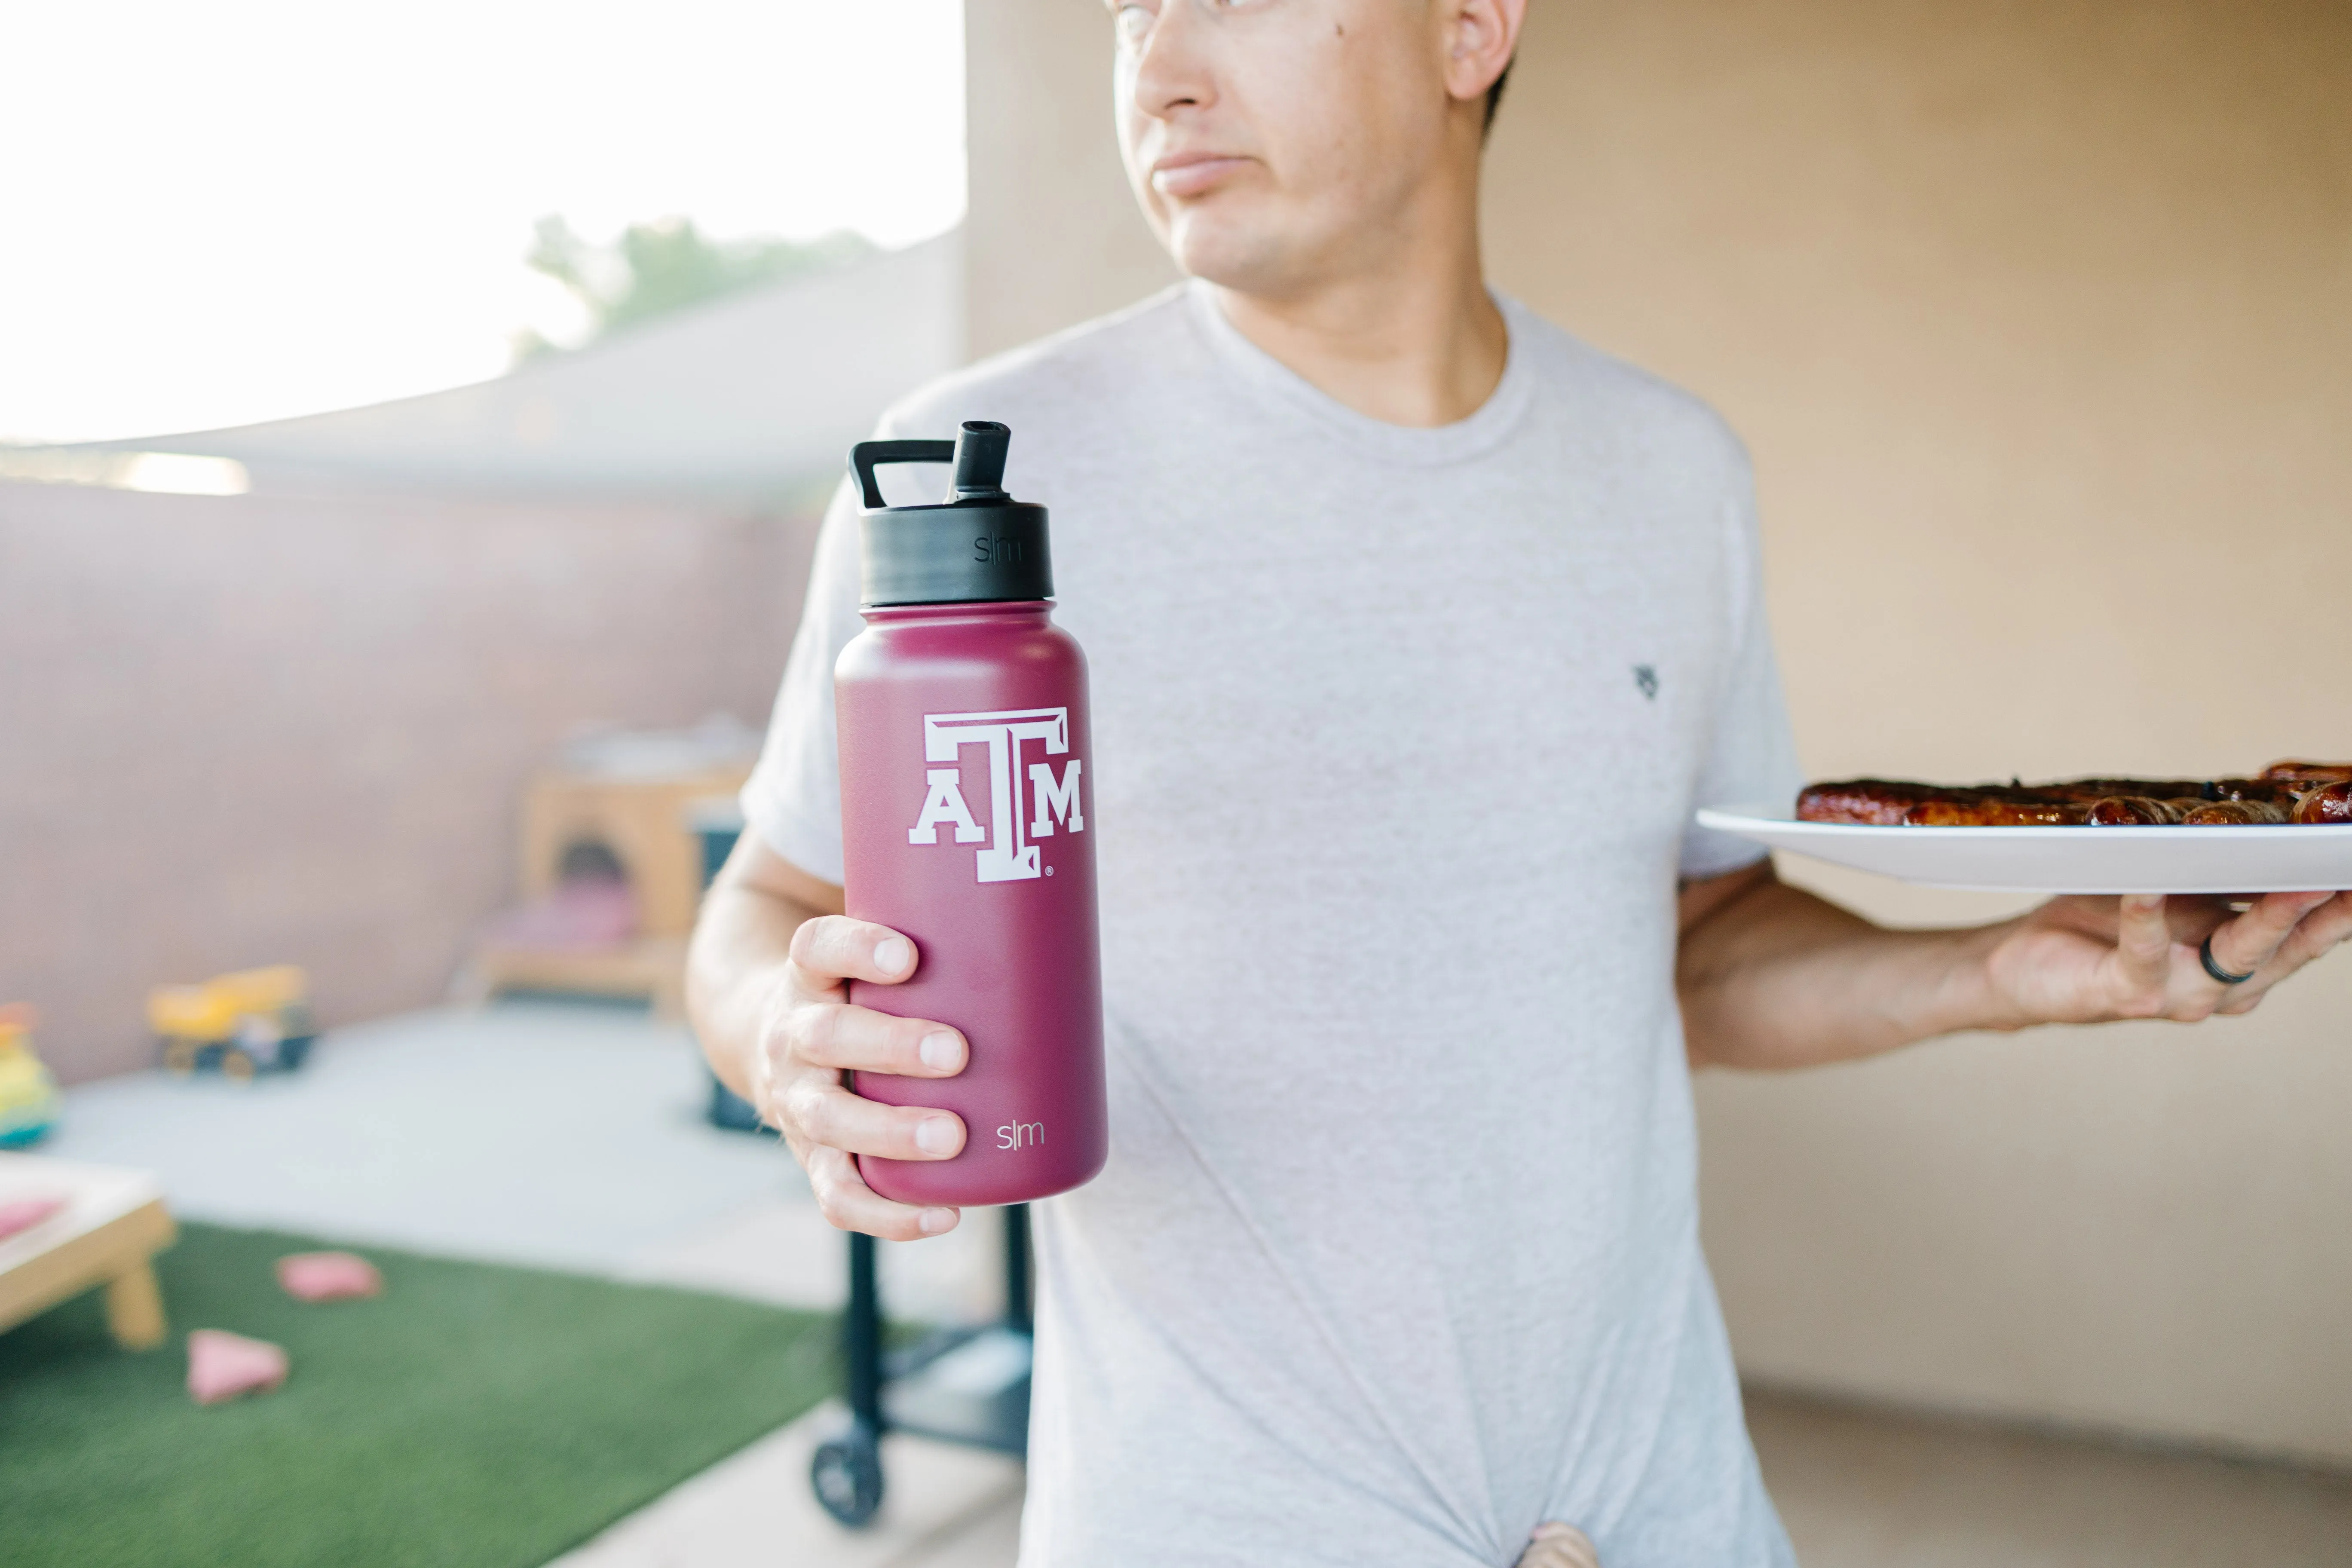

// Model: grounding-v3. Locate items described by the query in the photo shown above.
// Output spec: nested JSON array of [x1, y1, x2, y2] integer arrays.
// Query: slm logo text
[[906, 707, 1084, 883]]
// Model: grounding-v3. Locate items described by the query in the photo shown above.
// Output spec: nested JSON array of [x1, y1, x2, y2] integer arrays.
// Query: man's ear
[[1439, 0, 1524, 106]]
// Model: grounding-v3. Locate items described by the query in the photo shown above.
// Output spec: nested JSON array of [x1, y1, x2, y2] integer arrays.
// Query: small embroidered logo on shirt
[[1633, 664, 1660, 701]]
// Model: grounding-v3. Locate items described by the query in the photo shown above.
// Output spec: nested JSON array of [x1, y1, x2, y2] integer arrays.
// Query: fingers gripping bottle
[[835, 421, 1108, 1207]]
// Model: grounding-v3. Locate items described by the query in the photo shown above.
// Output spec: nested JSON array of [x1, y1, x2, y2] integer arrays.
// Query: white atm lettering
[[907, 707, 1084, 883], [1028, 760, 1084, 837], [907, 769, 986, 845]]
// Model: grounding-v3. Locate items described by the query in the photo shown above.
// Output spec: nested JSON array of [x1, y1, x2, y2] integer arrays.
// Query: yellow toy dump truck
[[0, 1004, 61, 1147], [148, 967, 316, 1081]]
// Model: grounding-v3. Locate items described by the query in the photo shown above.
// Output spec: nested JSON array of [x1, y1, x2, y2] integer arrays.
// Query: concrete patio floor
[[42, 1000, 2352, 1566], [43, 998, 1005, 1323]]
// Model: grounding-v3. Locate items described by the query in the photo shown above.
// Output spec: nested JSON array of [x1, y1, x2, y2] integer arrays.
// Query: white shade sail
[[44, 232, 962, 498]]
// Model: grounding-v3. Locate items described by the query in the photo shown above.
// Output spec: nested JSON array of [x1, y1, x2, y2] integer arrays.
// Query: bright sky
[[0, 0, 966, 444]]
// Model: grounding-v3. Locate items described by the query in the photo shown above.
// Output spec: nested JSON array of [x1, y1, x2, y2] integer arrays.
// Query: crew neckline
[[1183, 277, 1534, 466]]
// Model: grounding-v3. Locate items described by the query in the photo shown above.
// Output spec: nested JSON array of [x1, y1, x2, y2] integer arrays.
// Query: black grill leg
[[845, 1229, 882, 1430], [1004, 1203, 1033, 1332], [814, 1230, 887, 1526]]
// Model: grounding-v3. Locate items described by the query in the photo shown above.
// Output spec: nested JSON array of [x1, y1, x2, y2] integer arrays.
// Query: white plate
[[1696, 803, 2352, 894]]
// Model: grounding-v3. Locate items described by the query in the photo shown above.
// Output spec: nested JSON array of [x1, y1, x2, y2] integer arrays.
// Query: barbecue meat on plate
[[1795, 763, 2352, 827]]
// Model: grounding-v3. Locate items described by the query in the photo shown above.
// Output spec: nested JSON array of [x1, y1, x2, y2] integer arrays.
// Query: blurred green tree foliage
[[515, 216, 873, 360]]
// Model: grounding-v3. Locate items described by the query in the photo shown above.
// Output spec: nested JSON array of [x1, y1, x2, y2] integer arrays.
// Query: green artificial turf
[[0, 1223, 834, 1568]]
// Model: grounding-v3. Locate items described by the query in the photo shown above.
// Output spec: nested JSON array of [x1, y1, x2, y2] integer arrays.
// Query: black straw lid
[[849, 421, 1052, 607]]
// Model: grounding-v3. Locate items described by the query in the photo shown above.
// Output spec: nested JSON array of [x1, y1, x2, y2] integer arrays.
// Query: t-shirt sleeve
[[1678, 484, 1804, 880], [739, 475, 864, 885]]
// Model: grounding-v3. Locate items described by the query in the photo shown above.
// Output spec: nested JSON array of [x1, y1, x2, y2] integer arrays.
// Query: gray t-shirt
[[745, 283, 1803, 1568]]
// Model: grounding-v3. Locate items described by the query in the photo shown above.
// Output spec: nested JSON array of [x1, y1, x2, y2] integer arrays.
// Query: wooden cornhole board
[[0, 1153, 176, 1349]]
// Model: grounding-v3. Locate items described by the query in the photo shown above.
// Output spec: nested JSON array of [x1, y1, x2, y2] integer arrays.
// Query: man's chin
[[1164, 214, 1302, 300]]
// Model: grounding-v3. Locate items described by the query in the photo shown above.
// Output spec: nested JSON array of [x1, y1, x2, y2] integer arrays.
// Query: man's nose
[[1127, 0, 1216, 122]]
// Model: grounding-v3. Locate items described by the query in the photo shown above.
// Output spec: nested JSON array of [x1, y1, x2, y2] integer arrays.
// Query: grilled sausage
[[1795, 781, 1936, 825], [2293, 780, 2352, 825], [2263, 760, 2352, 784], [2084, 796, 2187, 825], [1794, 767, 2352, 826], [1903, 795, 2087, 827], [2180, 799, 2290, 825]]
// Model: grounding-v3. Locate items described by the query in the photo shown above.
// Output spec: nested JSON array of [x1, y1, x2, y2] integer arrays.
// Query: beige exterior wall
[[962, 0, 2352, 1462], [0, 480, 813, 1084]]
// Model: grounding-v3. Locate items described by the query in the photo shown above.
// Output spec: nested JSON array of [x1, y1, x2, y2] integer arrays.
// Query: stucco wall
[[963, 1, 1178, 358], [962, 0, 2352, 1463], [0, 479, 812, 1084]]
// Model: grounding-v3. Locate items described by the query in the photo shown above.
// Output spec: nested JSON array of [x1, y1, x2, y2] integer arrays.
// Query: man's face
[[1109, 0, 1461, 298]]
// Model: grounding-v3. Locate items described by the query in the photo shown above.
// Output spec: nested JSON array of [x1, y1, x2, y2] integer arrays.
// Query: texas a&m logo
[[906, 707, 1084, 883]]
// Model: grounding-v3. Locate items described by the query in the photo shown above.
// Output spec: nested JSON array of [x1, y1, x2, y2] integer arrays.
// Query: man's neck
[[1209, 183, 1507, 429]]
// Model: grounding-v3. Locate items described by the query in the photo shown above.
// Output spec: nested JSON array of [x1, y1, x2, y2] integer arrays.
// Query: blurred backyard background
[[3, 2, 2350, 1565]]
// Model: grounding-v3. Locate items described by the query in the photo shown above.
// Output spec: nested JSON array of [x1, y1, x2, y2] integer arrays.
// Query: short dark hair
[[1482, 60, 1513, 134]]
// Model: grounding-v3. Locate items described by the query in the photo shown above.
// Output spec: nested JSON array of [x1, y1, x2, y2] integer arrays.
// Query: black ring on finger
[[2199, 931, 2257, 986]]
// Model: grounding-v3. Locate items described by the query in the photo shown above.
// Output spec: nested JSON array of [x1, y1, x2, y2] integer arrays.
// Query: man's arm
[[1677, 860, 2352, 1071], [689, 836, 842, 1102]]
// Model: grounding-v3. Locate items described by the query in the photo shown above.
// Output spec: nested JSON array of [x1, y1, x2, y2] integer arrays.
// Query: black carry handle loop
[[850, 439, 954, 510], [850, 423, 1012, 510]]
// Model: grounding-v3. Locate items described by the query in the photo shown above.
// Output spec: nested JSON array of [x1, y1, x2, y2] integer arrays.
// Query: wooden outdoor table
[[0, 1153, 177, 1349]]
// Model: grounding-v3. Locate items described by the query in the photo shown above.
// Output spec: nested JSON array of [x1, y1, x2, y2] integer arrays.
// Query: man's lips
[[1150, 151, 1251, 199]]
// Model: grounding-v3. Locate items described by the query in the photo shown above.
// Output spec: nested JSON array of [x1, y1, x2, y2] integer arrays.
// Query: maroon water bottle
[[834, 421, 1108, 1207]]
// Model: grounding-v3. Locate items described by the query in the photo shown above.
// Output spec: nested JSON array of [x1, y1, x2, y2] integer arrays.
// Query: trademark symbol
[[1045, 865, 1054, 876]]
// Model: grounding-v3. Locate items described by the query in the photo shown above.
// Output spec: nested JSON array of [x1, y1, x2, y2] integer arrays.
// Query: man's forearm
[[1679, 862, 2349, 1070], [686, 862, 822, 1103], [1676, 872, 2015, 1071]]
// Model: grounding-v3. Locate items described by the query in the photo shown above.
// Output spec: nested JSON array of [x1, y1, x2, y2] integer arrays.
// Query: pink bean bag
[[0, 1195, 65, 1241], [187, 1329, 288, 1404], [275, 1251, 382, 1302]]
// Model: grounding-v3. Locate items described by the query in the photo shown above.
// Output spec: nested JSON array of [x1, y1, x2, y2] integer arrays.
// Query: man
[[689, 3, 2352, 1563]]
